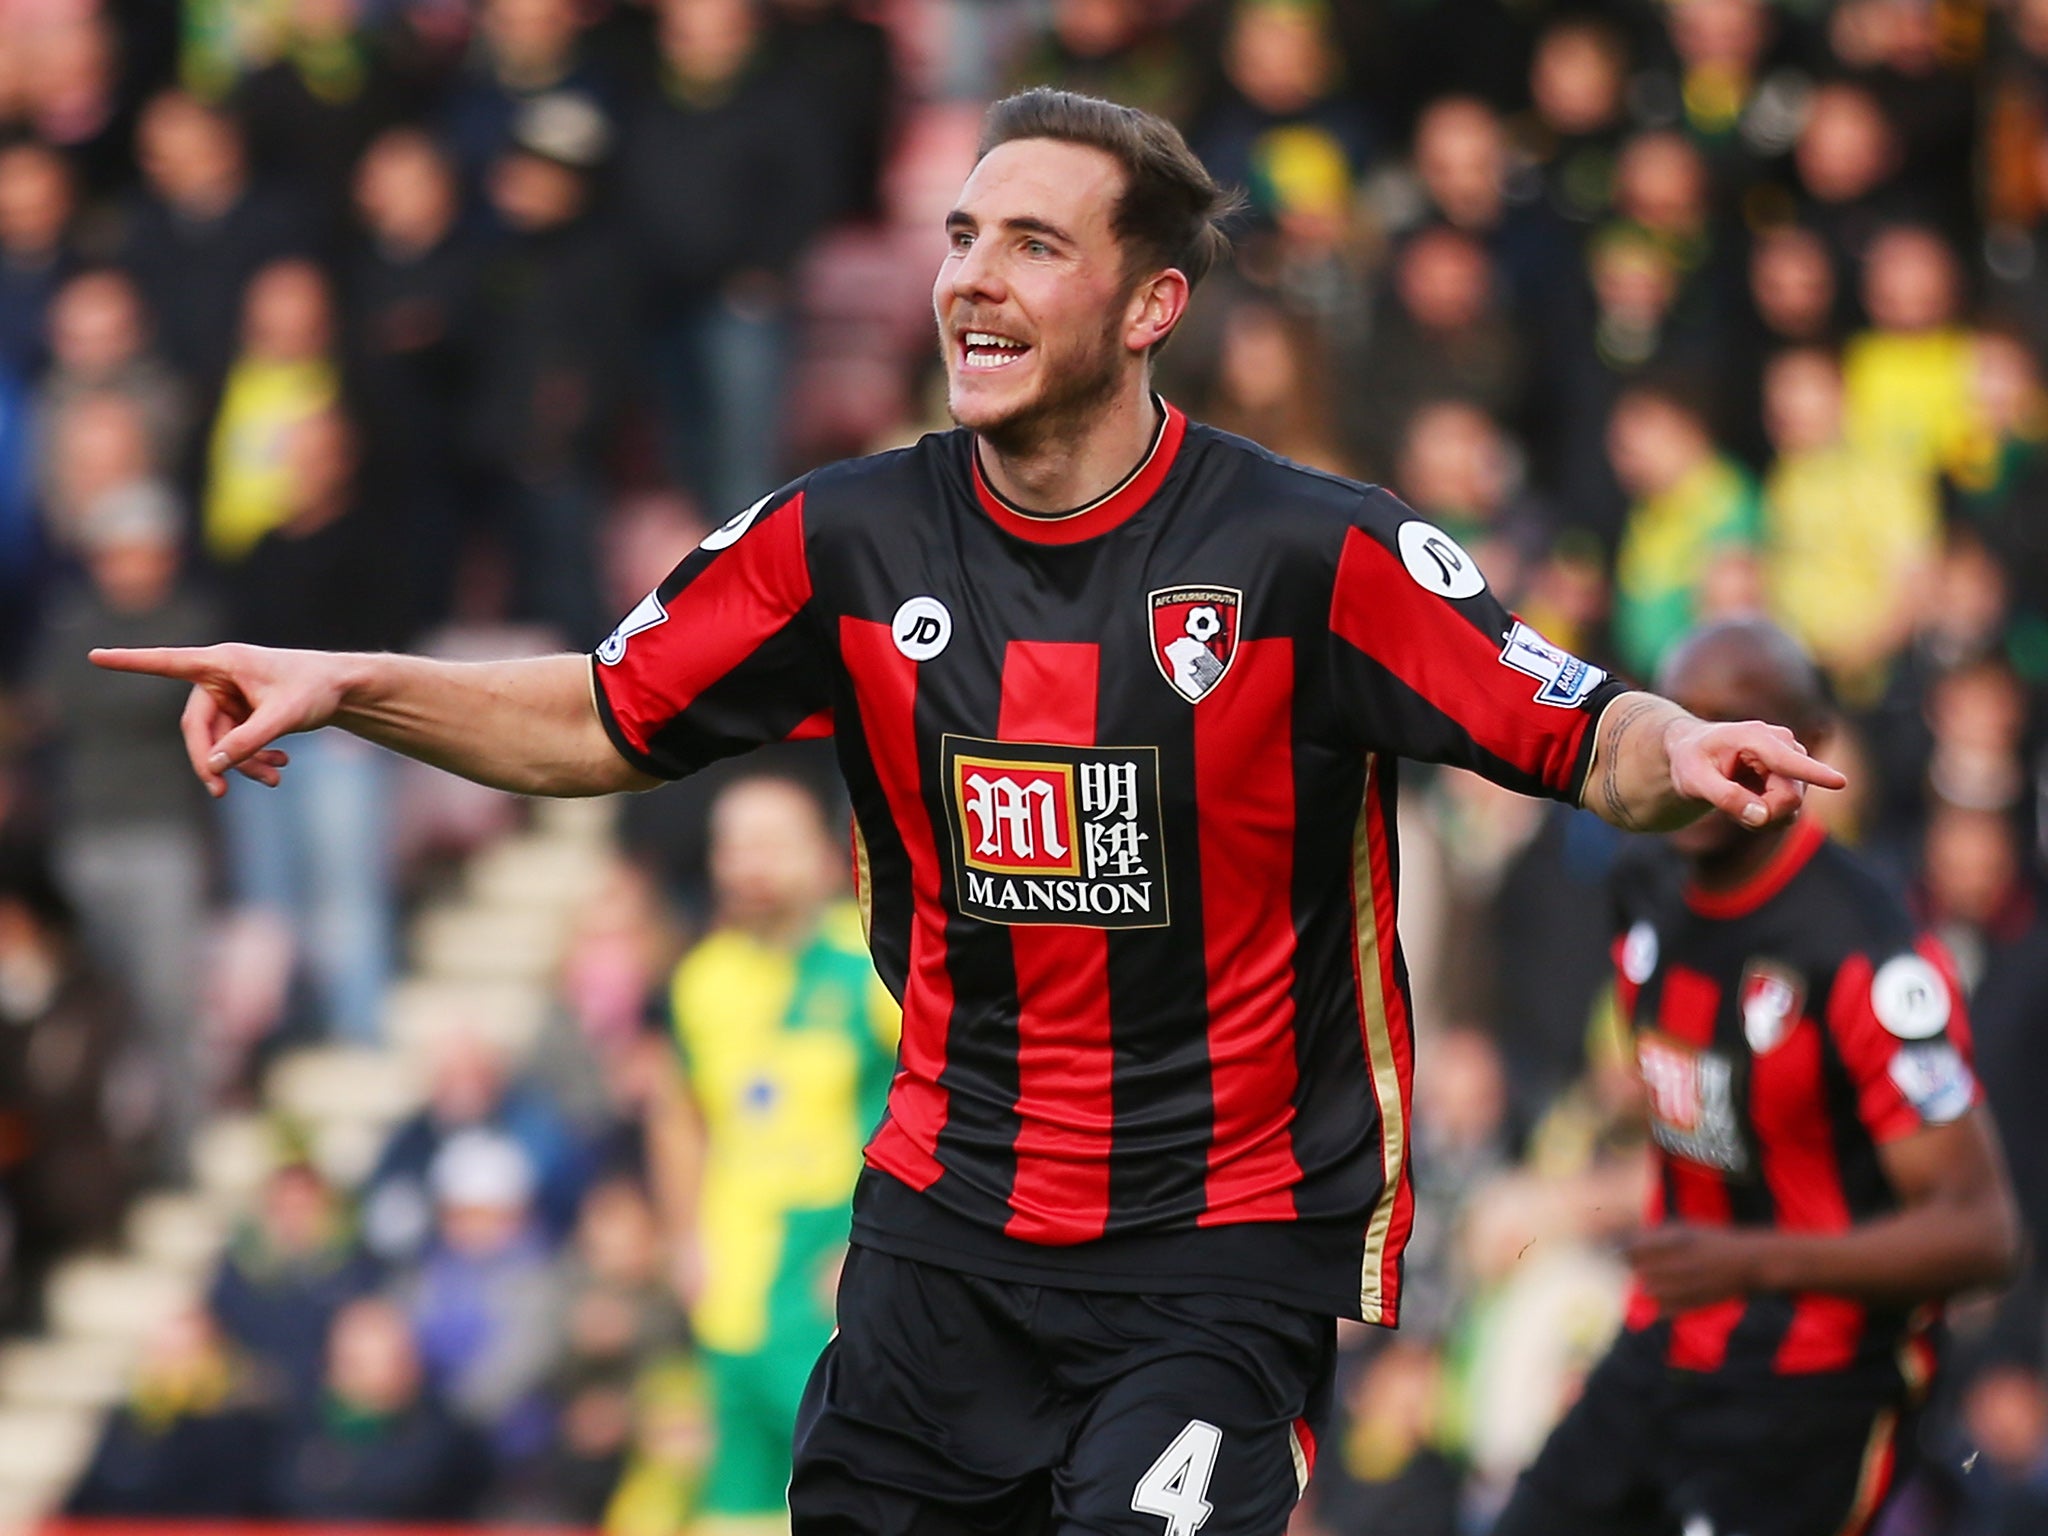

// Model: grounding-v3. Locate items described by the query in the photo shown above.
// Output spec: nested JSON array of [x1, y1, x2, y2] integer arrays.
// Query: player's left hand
[[1623, 1222, 1765, 1309], [1664, 717, 1847, 829]]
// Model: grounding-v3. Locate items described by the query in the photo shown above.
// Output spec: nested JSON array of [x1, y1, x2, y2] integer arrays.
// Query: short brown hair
[[978, 88, 1237, 292]]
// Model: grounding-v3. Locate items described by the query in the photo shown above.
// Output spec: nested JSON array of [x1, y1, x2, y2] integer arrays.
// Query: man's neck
[[1687, 817, 1796, 893], [977, 384, 1160, 515]]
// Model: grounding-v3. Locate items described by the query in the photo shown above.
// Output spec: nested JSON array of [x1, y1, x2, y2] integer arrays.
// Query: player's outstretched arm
[[1582, 690, 1848, 834], [1626, 1109, 2022, 1309], [89, 645, 660, 799]]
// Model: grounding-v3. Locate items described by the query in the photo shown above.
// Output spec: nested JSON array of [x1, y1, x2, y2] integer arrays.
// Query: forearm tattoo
[[1595, 696, 1667, 832]]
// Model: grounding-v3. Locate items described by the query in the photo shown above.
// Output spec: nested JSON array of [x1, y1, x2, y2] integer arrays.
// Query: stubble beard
[[948, 310, 1130, 465]]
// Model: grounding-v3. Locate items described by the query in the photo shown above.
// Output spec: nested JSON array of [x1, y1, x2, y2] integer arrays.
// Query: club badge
[[1150, 586, 1241, 702], [1738, 959, 1805, 1055]]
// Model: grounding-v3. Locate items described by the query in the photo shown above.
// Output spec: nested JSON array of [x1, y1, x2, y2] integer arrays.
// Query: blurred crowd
[[0, 0, 2043, 1528]]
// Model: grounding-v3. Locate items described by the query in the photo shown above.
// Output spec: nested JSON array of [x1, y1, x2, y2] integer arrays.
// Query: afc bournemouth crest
[[1739, 959, 1806, 1055], [1150, 586, 1241, 702]]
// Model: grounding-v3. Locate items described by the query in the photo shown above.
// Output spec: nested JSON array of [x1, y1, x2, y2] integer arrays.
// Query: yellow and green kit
[[668, 904, 899, 1518]]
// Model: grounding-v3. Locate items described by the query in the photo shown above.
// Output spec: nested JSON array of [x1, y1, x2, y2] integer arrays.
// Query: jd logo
[[1396, 520, 1487, 600], [892, 596, 952, 661]]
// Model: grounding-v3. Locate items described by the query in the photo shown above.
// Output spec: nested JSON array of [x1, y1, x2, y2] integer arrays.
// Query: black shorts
[[1494, 1328, 1913, 1536], [789, 1244, 1336, 1536]]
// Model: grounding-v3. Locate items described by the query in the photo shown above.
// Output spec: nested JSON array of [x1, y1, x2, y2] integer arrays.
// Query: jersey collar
[[970, 398, 1186, 546], [1684, 814, 1827, 920]]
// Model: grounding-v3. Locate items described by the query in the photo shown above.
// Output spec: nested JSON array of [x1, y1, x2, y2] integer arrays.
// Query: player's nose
[[948, 240, 1006, 305]]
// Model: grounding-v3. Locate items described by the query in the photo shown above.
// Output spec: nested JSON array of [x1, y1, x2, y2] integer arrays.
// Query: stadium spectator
[[216, 406, 402, 1044], [620, 0, 837, 518], [209, 1158, 383, 1408], [269, 1295, 488, 1520], [1724, 222, 1844, 461], [1758, 344, 1939, 704], [504, 1176, 688, 1521], [364, 1022, 590, 1266], [1608, 380, 1762, 676], [439, 0, 614, 184], [35, 269, 192, 498], [1843, 223, 1984, 482], [1955, 1359, 2048, 1535], [1194, 288, 1348, 473], [232, 0, 416, 226], [66, 1305, 274, 1518], [468, 90, 629, 645], [0, 136, 75, 378], [201, 255, 343, 564], [1407, 94, 1572, 339], [1519, 15, 1630, 230], [116, 90, 318, 392], [1298, 1339, 1461, 1536], [1646, 0, 1781, 193], [39, 387, 155, 554], [1004, 0, 1192, 128], [400, 1128, 568, 1458], [1190, 0, 1373, 230], [29, 480, 217, 1176], [1791, 80, 1919, 280], [1339, 225, 1522, 479], [344, 125, 477, 631]]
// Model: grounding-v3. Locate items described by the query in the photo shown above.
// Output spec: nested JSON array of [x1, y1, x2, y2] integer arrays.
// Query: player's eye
[[1024, 238, 1051, 257], [948, 228, 975, 251]]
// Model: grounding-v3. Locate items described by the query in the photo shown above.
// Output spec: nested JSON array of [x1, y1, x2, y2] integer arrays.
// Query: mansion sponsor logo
[[942, 735, 1169, 928], [1638, 1033, 1750, 1176]]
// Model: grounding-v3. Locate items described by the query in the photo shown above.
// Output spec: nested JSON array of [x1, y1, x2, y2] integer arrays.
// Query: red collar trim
[[971, 400, 1186, 546], [1684, 815, 1827, 920]]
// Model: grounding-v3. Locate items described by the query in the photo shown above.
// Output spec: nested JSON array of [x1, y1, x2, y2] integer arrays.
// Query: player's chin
[[1669, 811, 1745, 859], [946, 368, 1039, 434]]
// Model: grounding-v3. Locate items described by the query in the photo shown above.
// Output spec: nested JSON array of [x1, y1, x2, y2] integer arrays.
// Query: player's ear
[[1124, 268, 1190, 355]]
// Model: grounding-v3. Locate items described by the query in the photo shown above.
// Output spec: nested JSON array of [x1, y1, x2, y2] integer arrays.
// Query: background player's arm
[[646, 1044, 711, 1309], [89, 645, 658, 798], [1581, 690, 1845, 835], [1627, 1109, 2021, 1308]]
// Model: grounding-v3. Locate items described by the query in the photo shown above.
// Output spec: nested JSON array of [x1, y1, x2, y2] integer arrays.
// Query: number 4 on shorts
[[1130, 1419, 1222, 1536]]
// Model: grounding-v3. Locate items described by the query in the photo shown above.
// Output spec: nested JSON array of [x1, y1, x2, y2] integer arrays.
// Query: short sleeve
[[1327, 489, 1628, 801], [1823, 939, 1980, 1143], [591, 483, 833, 780]]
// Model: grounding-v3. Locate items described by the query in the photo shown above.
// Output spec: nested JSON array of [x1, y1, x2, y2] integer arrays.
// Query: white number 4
[[1131, 1419, 1222, 1536]]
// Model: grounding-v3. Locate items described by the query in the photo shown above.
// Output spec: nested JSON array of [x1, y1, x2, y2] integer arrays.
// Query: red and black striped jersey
[[1613, 816, 1979, 1386], [591, 400, 1626, 1323]]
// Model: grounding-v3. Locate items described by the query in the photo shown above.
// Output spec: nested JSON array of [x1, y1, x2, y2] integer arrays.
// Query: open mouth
[[960, 330, 1030, 371]]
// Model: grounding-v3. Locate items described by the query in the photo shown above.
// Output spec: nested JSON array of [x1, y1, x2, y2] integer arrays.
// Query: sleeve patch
[[1871, 954, 1951, 1039], [596, 588, 668, 666], [1886, 1042, 1976, 1124], [1500, 620, 1609, 707], [699, 492, 773, 551], [1396, 520, 1487, 598]]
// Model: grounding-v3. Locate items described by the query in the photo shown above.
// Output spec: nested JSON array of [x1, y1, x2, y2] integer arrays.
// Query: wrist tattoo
[[1597, 697, 1665, 832]]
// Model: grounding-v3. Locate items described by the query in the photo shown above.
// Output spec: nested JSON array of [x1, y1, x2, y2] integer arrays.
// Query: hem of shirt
[[588, 655, 683, 781], [850, 1168, 1373, 1322], [1619, 1319, 1919, 1398]]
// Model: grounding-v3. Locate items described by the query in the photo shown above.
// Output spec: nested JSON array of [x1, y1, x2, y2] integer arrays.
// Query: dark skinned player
[[1496, 618, 2021, 1536]]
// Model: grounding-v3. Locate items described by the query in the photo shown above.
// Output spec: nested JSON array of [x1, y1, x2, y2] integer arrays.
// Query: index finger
[[90, 646, 220, 682], [1742, 731, 1848, 792]]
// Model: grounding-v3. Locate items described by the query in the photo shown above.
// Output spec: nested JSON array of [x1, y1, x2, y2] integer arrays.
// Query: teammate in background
[[645, 775, 897, 1535], [1496, 619, 2021, 1536], [91, 91, 1848, 1533]]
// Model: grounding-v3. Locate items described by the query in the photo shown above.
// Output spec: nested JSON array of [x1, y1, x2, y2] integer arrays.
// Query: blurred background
[[0, 0, 2045, 1529]]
